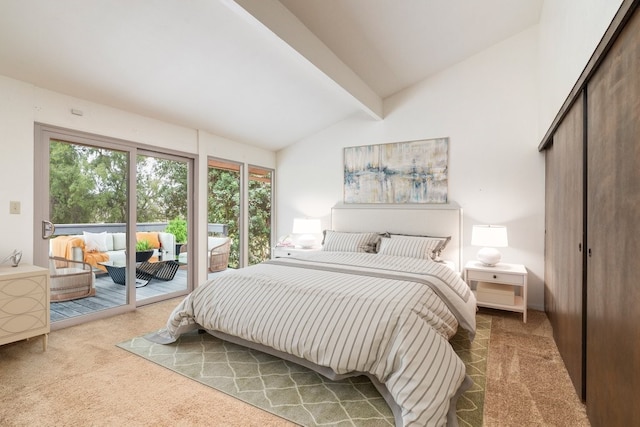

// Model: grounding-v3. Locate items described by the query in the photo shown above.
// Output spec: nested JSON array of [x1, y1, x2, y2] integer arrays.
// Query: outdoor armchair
[[178, 236, 231, 272], [49, 256, 96, 302]]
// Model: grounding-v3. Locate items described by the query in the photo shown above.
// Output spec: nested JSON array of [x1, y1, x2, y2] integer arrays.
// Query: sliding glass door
[[135, 152, 189, 301], [34, 125, 194, 329], [46, 139, 132, 323]]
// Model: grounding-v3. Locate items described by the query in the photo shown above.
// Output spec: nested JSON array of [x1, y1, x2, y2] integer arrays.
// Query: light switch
[[10, 201, 20, 214]]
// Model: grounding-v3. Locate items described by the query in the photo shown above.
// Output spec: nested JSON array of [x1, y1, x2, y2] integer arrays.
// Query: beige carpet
[[0, 299, 589, 426], [480, 308, 590, 426]]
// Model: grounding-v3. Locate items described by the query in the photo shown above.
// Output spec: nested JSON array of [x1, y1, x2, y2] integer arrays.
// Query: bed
[[148, 203, 477, 426]]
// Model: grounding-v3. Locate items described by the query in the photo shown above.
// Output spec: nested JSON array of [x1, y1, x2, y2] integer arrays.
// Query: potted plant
[[165, 216, 187, 255], [135, 239, 154, 262]]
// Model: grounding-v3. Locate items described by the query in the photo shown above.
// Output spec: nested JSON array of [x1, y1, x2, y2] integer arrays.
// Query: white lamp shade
[[292, 218, 321, 234], [471, 225, 508, 247], [292, 218, 321, 248], [471, 225, 508, 266]]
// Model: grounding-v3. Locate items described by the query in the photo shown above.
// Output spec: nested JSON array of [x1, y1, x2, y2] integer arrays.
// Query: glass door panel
[[248, 166, 273, 265], [207, 159, 240, 269], [47, 139, 131, 323], [36, 125, 195, 328], [135, 153, 189, 301]]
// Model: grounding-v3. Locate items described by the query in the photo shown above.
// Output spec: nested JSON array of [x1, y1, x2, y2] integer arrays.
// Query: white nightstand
[[464, 260, 528, 323], [271, 247, 321, 259]]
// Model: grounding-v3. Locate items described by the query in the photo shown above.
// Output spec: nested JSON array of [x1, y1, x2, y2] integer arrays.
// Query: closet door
[[586, 7, 640, 426], [544, 93, 584, 399]]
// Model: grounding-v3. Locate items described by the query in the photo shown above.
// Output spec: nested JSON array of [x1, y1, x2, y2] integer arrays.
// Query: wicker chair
[[208, 237, 231, 272], [178, 237, 231, 272], [49, 256, 96, 302]]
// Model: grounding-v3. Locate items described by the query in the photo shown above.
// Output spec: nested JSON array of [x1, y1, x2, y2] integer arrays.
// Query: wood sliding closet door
[[586, 7, 640, 426], [544, 94, 585, 399]]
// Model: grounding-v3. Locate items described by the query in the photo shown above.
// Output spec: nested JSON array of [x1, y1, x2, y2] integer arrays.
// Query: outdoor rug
[[117, 314, 491, 426]]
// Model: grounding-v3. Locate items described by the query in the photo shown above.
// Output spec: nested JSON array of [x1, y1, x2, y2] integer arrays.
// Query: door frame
[[33, 123, 197, 329]]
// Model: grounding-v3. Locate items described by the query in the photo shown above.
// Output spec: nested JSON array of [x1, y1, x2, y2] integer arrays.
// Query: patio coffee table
[[99, 260, 180, 287]]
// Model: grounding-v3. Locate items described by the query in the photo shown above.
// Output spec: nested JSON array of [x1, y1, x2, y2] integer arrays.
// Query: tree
[[151, 157, 188, 220], [49, 141, 96, 223], [207, 168, 240, 268], [91, 148, 128, 222], [248, 176, 272, 265]]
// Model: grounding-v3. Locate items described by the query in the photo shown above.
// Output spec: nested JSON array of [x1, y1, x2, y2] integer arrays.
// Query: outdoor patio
[[49, 268, 223, 322]]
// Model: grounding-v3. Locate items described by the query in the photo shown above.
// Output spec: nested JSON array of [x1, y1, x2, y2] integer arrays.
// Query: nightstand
[[271, 247, 321, 259], [464, 260, 528, 322]]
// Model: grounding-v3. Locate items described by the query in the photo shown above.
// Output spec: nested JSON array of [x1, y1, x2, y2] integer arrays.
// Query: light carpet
[[117, 314, 491, 427]]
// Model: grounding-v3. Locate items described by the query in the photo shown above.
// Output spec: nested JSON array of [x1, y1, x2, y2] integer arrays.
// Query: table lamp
[[292, 218, 321, 248], [471, 225, 508, 266]]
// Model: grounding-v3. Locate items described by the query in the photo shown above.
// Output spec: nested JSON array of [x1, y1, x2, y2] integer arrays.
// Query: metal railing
[[54, 222, 228, 236]]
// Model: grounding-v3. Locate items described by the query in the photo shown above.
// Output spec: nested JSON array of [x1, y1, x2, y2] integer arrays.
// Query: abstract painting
[[344, 137, 448, 204]]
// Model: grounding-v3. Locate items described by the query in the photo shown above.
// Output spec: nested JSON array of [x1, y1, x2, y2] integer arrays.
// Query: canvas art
[[344, 137, 449, 204]]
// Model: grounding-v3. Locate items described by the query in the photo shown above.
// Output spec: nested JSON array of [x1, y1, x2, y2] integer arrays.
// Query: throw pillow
[[83, 231, 109, 253]]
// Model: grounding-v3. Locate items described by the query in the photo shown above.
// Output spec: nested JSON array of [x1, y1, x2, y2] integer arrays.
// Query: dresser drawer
[[466, 269, 524, 285]]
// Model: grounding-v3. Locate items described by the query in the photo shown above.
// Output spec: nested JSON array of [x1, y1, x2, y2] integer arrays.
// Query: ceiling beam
[[223, 0, 383, 120]]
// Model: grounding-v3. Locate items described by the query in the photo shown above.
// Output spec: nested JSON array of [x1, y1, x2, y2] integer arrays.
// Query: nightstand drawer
[[274, 249, 296, 257], [466, 270, 524, 285], [272, 247, 320, 258]]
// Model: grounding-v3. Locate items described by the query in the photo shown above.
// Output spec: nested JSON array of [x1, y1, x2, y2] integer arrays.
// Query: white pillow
[[112, 233, 126, 251], [322, 231, 380, 253], [378, 236, 442, 260], [83, 231, 108, 252], [389, 234, 450, 260]]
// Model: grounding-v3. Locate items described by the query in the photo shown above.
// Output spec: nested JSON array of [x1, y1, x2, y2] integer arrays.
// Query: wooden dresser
[[0, 264, 50, 351]]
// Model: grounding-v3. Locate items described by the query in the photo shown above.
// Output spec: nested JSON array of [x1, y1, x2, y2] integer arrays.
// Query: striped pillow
[[322, 231, 380, 253], [379, 236, 448, 260], [389, 234, 450, 260]]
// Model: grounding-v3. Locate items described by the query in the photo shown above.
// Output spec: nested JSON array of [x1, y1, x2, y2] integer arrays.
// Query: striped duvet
[[150, 252, 477, 426]]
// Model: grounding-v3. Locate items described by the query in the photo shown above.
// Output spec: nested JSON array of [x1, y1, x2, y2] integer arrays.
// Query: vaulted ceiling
[[0, 0, 542, 151]]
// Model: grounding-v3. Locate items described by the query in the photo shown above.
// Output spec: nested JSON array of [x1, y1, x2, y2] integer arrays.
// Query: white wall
[[538, 0, 623, 135], [0, 77, 36, 263], [276, 27, 547, 309], [276, 0, 626, 312], [0, 75, 274, 284]]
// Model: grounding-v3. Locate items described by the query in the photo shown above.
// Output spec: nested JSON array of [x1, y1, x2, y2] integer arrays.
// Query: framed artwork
[[344, 137, 449, 204]]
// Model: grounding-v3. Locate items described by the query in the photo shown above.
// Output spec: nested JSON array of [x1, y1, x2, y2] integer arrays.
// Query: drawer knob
[[493, 274, 497, 279]]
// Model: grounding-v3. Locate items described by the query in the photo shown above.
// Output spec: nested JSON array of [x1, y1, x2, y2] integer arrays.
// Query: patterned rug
[[117, 314, 490, 426]]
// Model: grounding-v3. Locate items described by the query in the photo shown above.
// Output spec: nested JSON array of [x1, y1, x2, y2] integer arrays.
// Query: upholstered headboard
[[331, 202, 463, 271]]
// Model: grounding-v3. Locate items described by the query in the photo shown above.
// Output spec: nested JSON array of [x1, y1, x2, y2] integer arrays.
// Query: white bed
[[148, 204, 476, 427]]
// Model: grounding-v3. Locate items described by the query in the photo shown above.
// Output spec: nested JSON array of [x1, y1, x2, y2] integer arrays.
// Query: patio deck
[[49, 268, 222, 323]]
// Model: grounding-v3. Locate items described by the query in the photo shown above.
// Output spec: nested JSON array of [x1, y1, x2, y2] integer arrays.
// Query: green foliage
[[208, 168, 241, 268], [50, 141, 130, 223], [49, 142, 97, 223], [248, 177, 272, 265], [152, 158, 188, 220], [207, 167, 273, 268], [135, 239, 153, 251], [50, 141, 189, 225], [165, 216, 187, 243]]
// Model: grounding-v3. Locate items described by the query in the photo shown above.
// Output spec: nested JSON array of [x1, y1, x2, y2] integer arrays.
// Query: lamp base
[[297, 234, 316, 249], [477, 247, 502, 266]]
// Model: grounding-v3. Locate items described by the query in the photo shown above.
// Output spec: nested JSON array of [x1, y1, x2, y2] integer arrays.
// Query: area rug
[[117, 314, 491, 426]]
